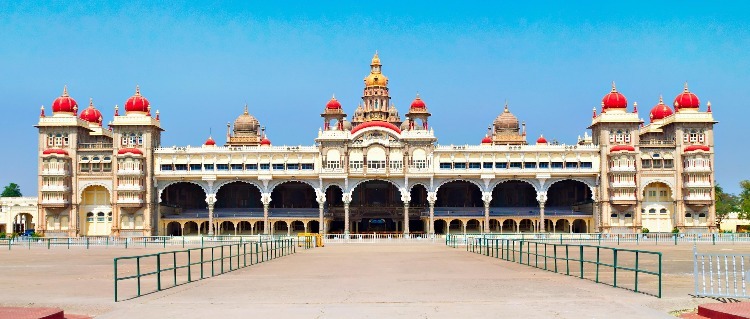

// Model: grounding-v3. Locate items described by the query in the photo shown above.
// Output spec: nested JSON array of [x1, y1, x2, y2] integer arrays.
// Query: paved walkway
[[98, 244, 671, 319]]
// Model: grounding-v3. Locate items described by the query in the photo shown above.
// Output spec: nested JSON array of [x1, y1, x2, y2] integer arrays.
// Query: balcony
[[41, 169, 70, 176], [610, 195, 636, 204], [684, 181, 712, 188], [609, 166, 636, 172], [639, 139, 675, 147], [684, 166, 712, 173], [611, 181, 637, 188], [117, 169, 144, 175], [41, 198, 69, 207], [116, 184, 145, 191], [684, 194, 712, 201], [118, 198, 144, 206], [78, 142, 113, 150], [41, 185, 70, 192]]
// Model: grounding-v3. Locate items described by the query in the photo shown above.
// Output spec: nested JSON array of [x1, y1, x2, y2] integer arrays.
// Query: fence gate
[[694, 246, 750, 298]]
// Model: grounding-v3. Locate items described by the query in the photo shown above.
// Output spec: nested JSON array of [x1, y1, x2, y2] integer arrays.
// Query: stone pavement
[[97, 244, 671, 319]]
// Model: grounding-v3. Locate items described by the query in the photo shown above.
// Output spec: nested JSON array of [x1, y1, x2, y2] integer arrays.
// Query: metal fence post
[[613, 249, 618, 288], [114, 258, 118, 302], [635, 251, 640, 293]]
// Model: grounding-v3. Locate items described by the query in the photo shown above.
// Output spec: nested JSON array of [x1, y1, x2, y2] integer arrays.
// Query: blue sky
[[1, 1, 748, 194]]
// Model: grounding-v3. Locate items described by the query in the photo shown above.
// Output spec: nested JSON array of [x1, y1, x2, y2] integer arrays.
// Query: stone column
[[536, 192, 547, 233], [262, 193, 271, 235], [428, 201, 435, 234], [316, 193, 326, 235], [482, 192, 492, 233], [343, 193, 351, 235], [207, 204, 215, 235], [403, 203, 410, 236]]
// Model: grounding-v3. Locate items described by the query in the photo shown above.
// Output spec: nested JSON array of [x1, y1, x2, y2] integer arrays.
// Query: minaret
[[358, 51, 400, 126]]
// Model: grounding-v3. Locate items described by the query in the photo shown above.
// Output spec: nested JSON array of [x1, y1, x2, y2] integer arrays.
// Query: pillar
[[539, 203, 546, 233], [263, 204, 270, 235], [483, 203, 490, 233], [344, 201, 350, 235], [287, 221, 291, 236], [318, 203, 325, 234], [428, 201, 435, 234], [208, 204, 215, 235], [403, 202, 410, 235]]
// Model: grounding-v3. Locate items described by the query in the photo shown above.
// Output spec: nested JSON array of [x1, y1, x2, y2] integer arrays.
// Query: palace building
[[34, 53, 717, 237]]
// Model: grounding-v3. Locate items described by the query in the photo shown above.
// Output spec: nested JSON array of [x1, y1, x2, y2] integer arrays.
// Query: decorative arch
[[349, 126, 401, 141], [489, 179, 540, 193], [78, 182, 113, 202], [158, 180, 209, 202], [434, 178, 484, 193], [640, 179, 675, 199], [543, 178, 596, 198], [268, 179, 320, 194], [214, 179, 263, 195], [408, 182, 430, 192], [323, 182, 345, 193], [348, 178, 403, 194]]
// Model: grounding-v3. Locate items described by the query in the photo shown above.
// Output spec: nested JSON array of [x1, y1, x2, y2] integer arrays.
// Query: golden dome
[[371, 51, 381, 66], [364, 72, 389, 87], [494, 104, 519, 129], [234, 104, 259, 133]]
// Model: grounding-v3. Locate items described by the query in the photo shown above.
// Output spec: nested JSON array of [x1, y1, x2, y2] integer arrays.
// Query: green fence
[[453, 235, 662, 298], [114, 237, 315, 301], [3, 235, 299, 250]]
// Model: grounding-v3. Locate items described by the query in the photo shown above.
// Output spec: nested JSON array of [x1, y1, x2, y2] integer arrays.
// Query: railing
[[456, 236, 662, 298], [693, 246, 750, 298], [114, 237, 314, 301], [324, 233, 438, 244], [442, 233, 750, 246], [4, 235, 300, 250]]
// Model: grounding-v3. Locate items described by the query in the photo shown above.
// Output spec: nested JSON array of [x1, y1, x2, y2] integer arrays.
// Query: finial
[[611, 81, 617, 92], [504, 100, 509, 112], [707, 101, 712, 112], [331, 94, 336, 100], [633, 102, 638, 113], [147, 105, 151, 116], [243, 103, 249, 115], [40, 105, 45, 118], [658, 95, 663, 104], [155, 109, 160, 121], [114, 105, 119, 116], [684, 82, 689, 92], [73, 105, 78, 113], [89, 97, 94, 108], [98, 115, 103, 124], [135, 85, 141, 96], [62, 85, 69, 97], [592, 107, 597, 118]]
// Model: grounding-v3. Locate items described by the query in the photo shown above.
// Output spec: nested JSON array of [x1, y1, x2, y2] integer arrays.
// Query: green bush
[[0, 233, 5, 239], [672, 227, 680, 234], [641, 228, 650, 234]]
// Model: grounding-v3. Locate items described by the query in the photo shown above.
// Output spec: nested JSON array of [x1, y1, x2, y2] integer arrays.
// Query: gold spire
[[135, 85, 141, 96], [62, 85, 69, 97], [371, 51, 380, 66], [88, 97, 94, 108], [611, 81, 617, 92], [243, 103, 249, 115], [684, 82, 689, 92], [504, 100, 509, 112]]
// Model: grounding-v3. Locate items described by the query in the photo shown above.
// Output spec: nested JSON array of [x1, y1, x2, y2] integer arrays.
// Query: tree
[[1, 183, 22, 197], [739, 180, 750, 219], [715, 184, 738, 228]]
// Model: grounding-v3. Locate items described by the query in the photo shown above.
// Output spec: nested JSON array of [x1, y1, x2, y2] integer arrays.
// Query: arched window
[[649, 208, 656, 214], [610, 213, 618, 218], [685, 213, 692, 218], [624, 213, 632, 218], [660, 208, 667, 215], [86, 212, 94, 222], [107, 212, 113, 222], [97, 212, 105, 222], [699, 213, 706, 218]]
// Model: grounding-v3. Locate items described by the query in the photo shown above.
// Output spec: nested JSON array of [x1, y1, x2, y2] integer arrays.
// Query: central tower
[[352, 52, 402, 127]]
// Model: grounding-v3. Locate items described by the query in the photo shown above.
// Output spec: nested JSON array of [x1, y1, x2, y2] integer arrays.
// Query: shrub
[[641, 228, 650, 234], [672, 227, 680, 234]]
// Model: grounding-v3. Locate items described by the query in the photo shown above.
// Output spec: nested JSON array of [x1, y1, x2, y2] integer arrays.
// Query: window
[[107, 212, 113, 222], [190, 164, 202, 171], [411, 160, 427, 169], [245, 164, 257, 170], [367, 161, 386, 169], [690, 131, 698, 143], [231, 164, 244, 170], [649, 208, 656, 214], [652, 159, 662, 168], [97, 212, 105, 222], [580, 162, 592, 168], [454, 163, 466, 169], [642, 159, 652, 168], [509, 162, 522, 169], [217, 164, 229, 171], [539, 162, 549, 169], [565, 162, 578, 169], [648, 190, 657, 197], [495, 162, 508, 169], [659, 190, 667, 197], [468, 162, 481, 169], [301, 163, 314, 170], [699, 213, 706, 218], [551, 162, 563, 169], [685, 213, 692, 218], [624, 213, 632, 218], [86, 212, 94, 222], [326, 161, 340, 169], [272, 164, 285, 170], [161, 164, 173, 171], [203, 164, 214, 170], [483, 162, 493, 169], [260, 164, 270, 170], [80, 163, 90, 172], [524, 162, 536, 169], [611, 213, 618, 218], [287, 163, 299, 170], [103, 162, 112, 172], [440, 163, 452, 169], [664, 159, 673, 168], [175, 164, 188, 171]]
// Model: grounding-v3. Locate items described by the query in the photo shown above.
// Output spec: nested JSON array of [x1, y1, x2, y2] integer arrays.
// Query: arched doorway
[[237, 221, 253, 234], [519, 219, 534, 232], [466, 219, 482, 233], [409, 184, 429, 233], [290, 221, 305, 234], [572, 219, 588, 233], [271, 182, 317, 209], [433, 219, 447, 234], [555, 220, 570, 233], [325, 185, 345, 233], [437, 181, 482, 208], [273, 221, 288, 235], [184, 221, 199, 235], [491, 181, 537, 207], [12, 213, 34, 234], [448, 219, 462, 233], [166, 221, 182, 236], [80, 185, 112, 236], [307, 220, 320, 233], [641, 182, 674, 232], [502, 219, 517, 233], [216, 181, 262, 209], [350, 180, 403, 233], [219, 221, 235, 235]]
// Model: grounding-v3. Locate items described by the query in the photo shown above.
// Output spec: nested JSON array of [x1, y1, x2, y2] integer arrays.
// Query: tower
[[353, 52, 402, 127]]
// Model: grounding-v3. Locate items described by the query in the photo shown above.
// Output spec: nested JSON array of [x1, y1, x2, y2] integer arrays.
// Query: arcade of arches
[[158, 178, 594, 235]]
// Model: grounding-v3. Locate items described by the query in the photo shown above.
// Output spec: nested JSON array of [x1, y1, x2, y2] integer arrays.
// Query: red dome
[[410, 95, 426, 109], [42, 148, 68, 155], [79, 98, 103, 125], [260, 137, 271, 145], [481, 136, 492, 144], [326, 96, 342, 109], [684, 145, 710, 152], [350, 121, 402, 134], [204, 136, 216, 146], [118, 148, 143, 155], [124, 86, 150, 114], [674, 83, 700, 110], [602, 83, 628, 110], [536, 135, 548, 144], [52, 86, 78, 115], [649, 96, 673, 121], [610, 145, 635, 152]]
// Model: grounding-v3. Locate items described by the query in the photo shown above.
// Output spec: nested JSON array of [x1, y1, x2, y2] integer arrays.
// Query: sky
[[0, 1, 748, 195]]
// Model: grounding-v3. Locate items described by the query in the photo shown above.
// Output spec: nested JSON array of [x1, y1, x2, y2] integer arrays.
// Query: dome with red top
[[410, 95, 426, 109], [350, 121, 402, 134], [52, 86, 78, 115], [536, 135, 548, 144], [481, 136, 492, 144], [602, 82, 628, 110], [260, 137, 271, 145], [610, 145, 635, 152], [684, 145, 710, 152], [204, 136, 216, 146], [674, 83, 700, 111], [649, 96, 673, 121], [326, 95, 342, 109], [43, 149, 69, 156], [79, 98, 103, 125], [124, 86, 150, 114], [118, 148, 143, 155]]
